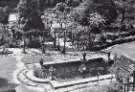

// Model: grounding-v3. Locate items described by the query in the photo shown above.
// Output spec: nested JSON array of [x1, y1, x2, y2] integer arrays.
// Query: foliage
[[2, 0, 135, 50], [0, 6, 9, 24], [71, 1, 89, 26], [68, 12, 105, 49], [113, 0, 135, 28], [0, 0, 19, 10], [88, 12, 105, 28], [17, 0, 45, 52], [0, 6, 11, 46], [88, 0, 118, 24], [71, 0, 117, 26], [72, 12, 105, 49], [67, 0, 82, 7], [54, 2, 69, 13], [17, 0, 44, 32], [106, 82, 122, 92], [34, 67, 44, 78]]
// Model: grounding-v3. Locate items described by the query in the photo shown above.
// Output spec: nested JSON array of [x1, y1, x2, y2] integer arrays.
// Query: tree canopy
[[71, 0, 118, 26], [0, 6, 9, 24], [114, 0, 135, 25], [17, 0, 44, 32]]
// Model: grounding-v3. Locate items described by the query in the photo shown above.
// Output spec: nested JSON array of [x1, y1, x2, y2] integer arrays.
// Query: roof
[[8, 13, 18, 22], [110, 42, 135, 61], [51, 22, 66, 29], [110, 42, 135, 73]]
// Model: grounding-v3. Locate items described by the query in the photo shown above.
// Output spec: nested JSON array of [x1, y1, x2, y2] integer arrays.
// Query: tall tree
[[0, 6, 9, 45], [54, 2, 70, 54], [72, 0, 117, 26], [88, 12, 105, 49], [17, 0, 44, 53], [113, 0, 135, 29]]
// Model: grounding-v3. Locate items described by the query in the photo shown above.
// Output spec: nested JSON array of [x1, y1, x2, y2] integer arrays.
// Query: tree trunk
[[23, 34, 26, 53], [88, 31, 91, 50], [53, 32, 56, 48], [88, 26, 92, 50], [121, 9, 125, 23], [42, 31, 45, 54], [62, 29, 66, 54]]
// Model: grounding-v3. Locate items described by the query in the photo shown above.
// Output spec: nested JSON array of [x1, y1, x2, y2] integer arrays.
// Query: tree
[[88, 12, 105, 28], [112, 0, 135, 31], [54, 2, 68, 13], [75, 12, 105, 50], [71, 1, 90, 26], [67, 0, 82, 7], [70, 0, 119, 49], [0, 0, 19, 10], [72, 0, 117, 26], [53, 2, 70, 54], [0, 6, 9, 24], [17, 0, 44, 53], [87, 0, 117, 24], [0, 6, 10, 45]]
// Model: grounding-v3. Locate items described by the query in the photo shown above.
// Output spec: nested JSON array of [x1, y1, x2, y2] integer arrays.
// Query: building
[[110, 42, 135, 92], [8, 13, 18, 29]]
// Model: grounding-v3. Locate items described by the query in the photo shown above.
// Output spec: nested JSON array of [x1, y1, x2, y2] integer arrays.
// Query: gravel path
[[10, 49, 45, 92], [0, 53, 17, 91]]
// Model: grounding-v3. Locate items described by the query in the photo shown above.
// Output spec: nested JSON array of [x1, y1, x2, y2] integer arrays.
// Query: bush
[[34, 67, 43, 78], [106, 88, 120, 92], [27, 39, 41, 48], [34, 67, 49, 79]]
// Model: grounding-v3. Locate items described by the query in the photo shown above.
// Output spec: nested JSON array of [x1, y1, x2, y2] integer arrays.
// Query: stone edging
[[24, 70, 115, 89], [50, 74, 115, 89], [18, 69, 116, 92], [25, 70, 50, 83]]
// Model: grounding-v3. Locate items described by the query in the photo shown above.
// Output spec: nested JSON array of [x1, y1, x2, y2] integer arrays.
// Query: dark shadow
[[3, 90, 16, 92], [0, 78, 16, 92], [0, 50, 13, 55], [0, 78, 9, 88]]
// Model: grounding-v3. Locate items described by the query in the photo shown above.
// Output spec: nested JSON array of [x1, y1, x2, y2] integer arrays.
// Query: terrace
[[18, 50, 115, 92]]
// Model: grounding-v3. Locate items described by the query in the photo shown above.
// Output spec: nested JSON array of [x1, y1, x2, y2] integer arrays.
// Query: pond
[[34, 57, 111, 81]]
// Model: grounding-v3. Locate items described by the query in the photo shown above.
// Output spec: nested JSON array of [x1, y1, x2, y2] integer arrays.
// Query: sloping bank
[[89, 36, 135, 51]]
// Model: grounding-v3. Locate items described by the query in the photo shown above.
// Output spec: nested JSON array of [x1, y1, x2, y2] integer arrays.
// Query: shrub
[[34, 67, 43, 78]]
